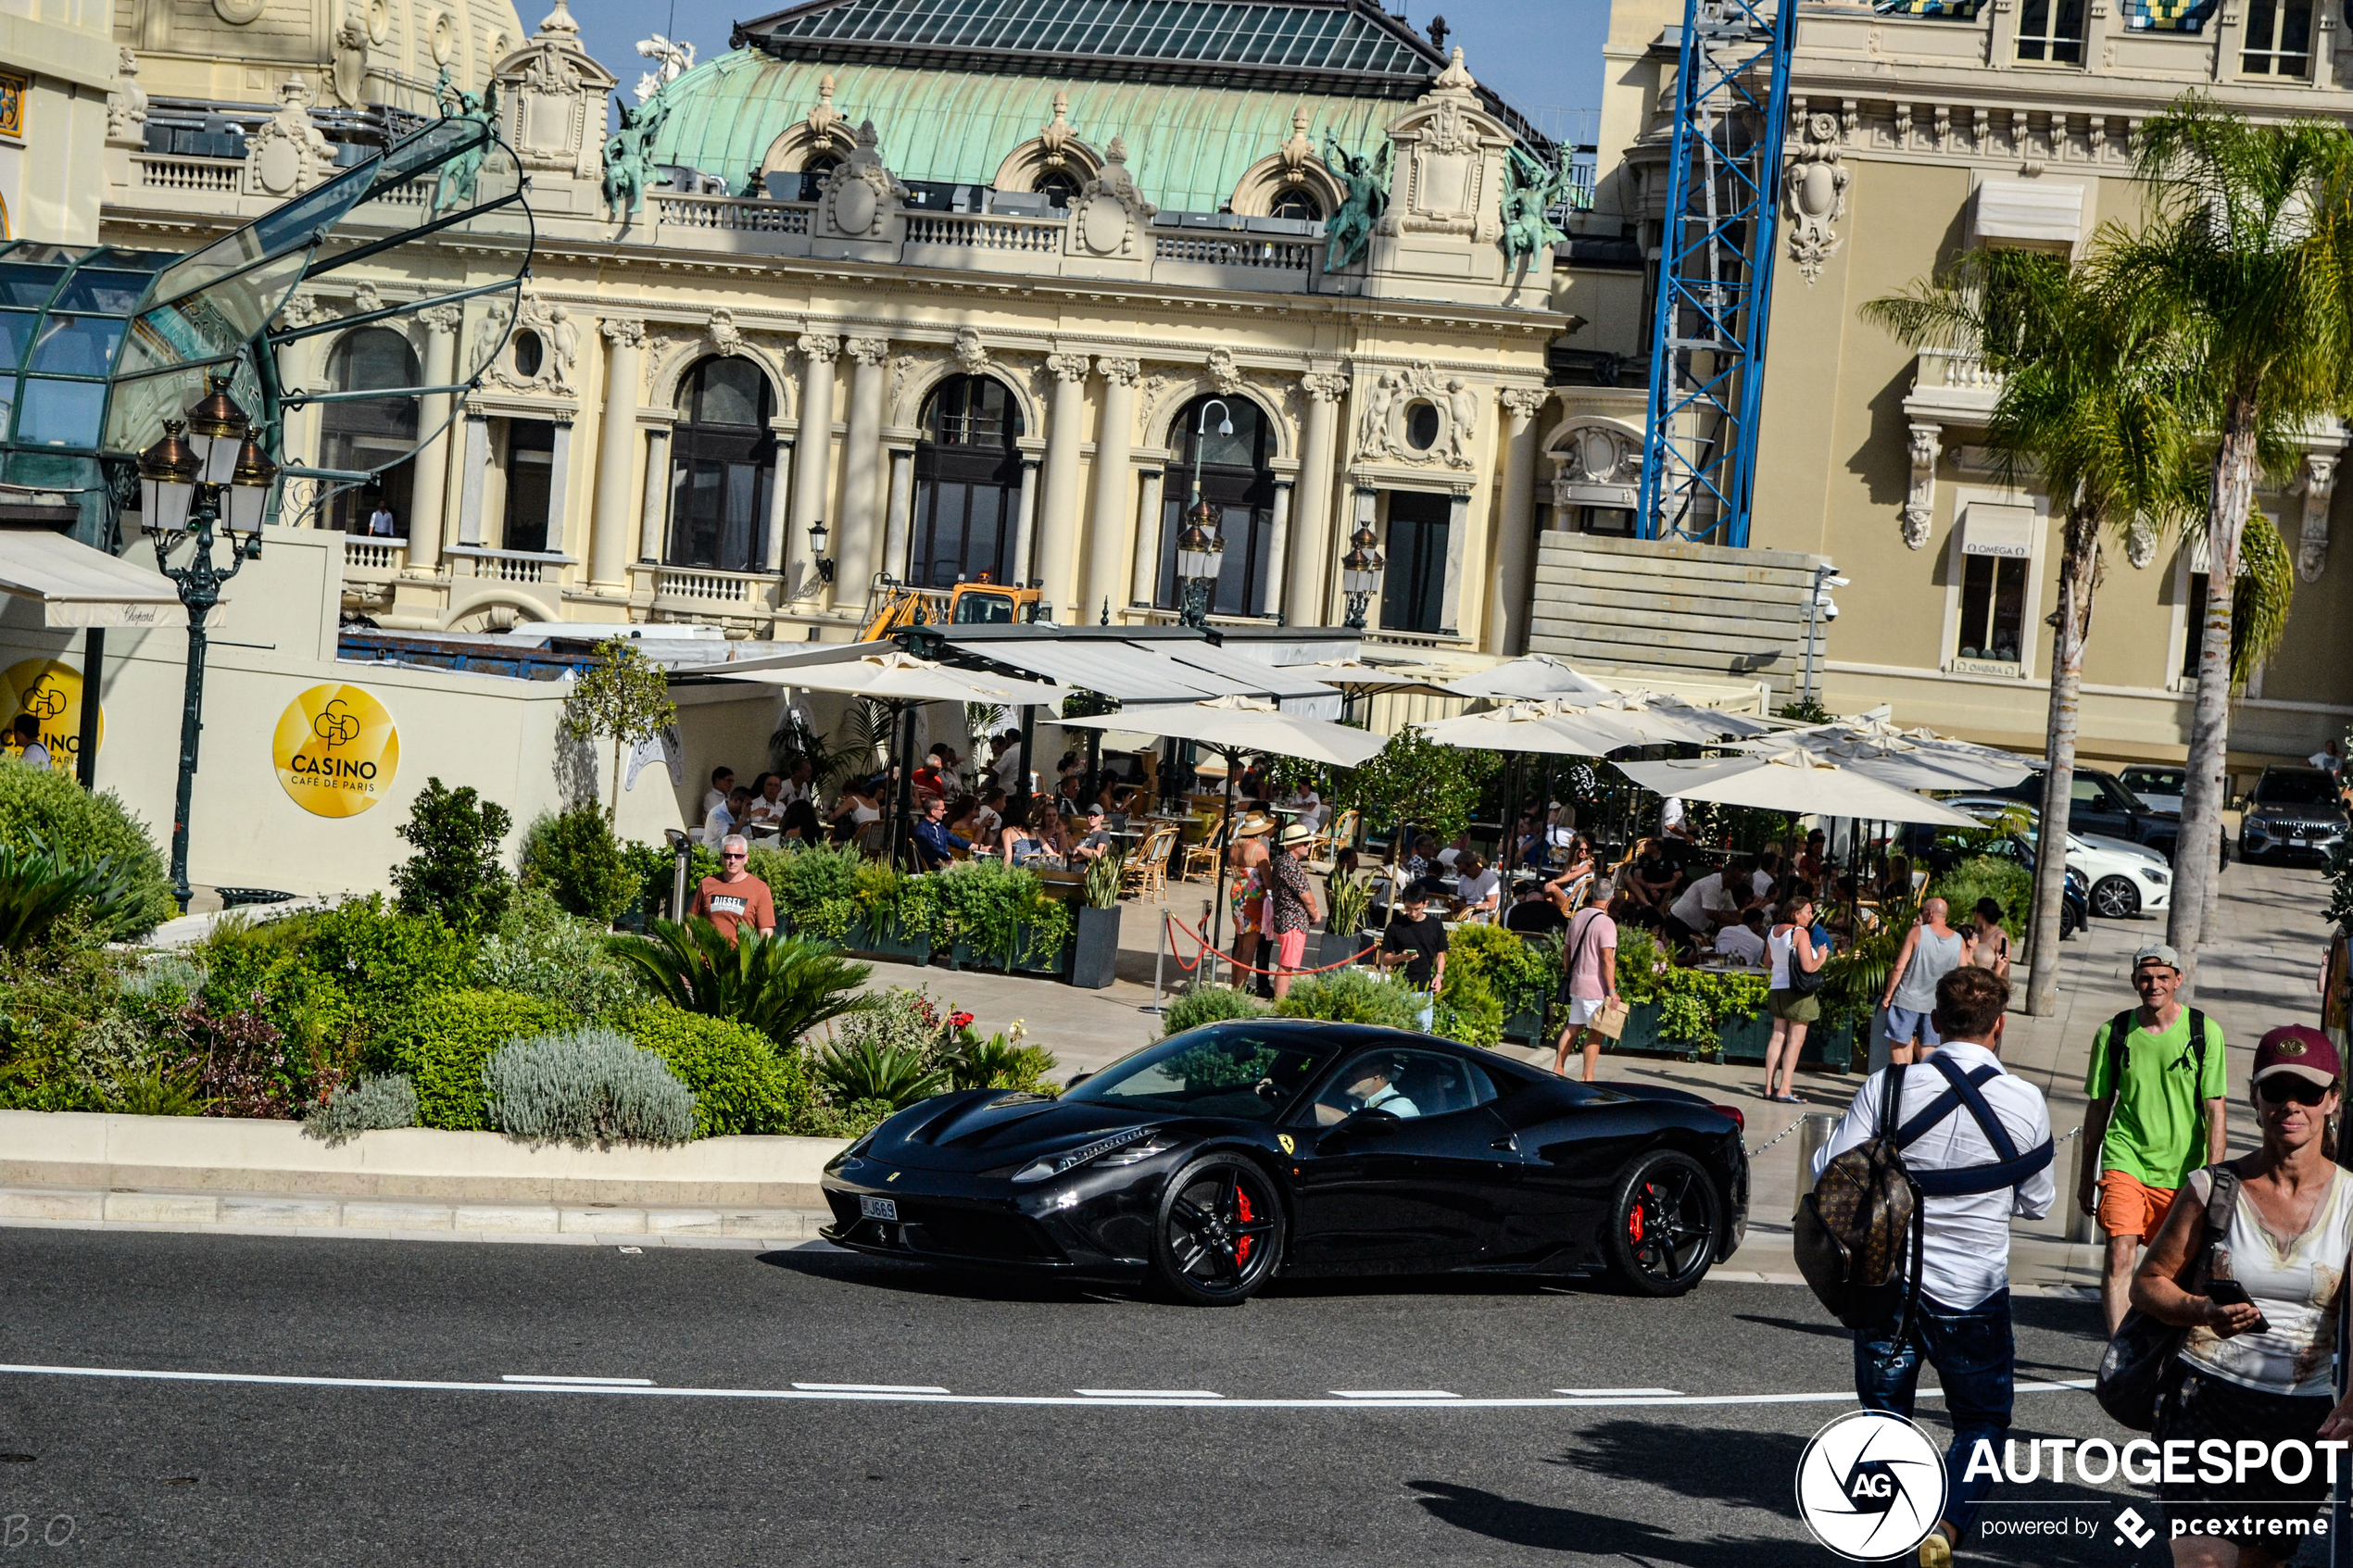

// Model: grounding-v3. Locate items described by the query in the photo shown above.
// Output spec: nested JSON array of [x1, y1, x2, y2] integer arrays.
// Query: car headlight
[[1012, 1126, 1166, 1183], [2139, 867, 2170, 885], [826, 1128, 879, 1173]]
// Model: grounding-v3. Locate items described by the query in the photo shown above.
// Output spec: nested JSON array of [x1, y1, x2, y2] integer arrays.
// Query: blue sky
[[559, 0, 1610, 148]]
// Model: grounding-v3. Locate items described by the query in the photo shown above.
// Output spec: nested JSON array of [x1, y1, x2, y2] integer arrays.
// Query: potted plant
[[1319, 871, 1376, 971], [1071, 856, 1124, 989]]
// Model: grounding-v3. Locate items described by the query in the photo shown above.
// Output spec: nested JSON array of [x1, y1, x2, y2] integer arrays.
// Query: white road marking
[[500, 1374, 655, 1386], [1554, 1386, 1683, 1397], [1075, 1388, 1225, 1399], [0, 1363, 2095, 1411], [1331, 1389, 1459, 1399]]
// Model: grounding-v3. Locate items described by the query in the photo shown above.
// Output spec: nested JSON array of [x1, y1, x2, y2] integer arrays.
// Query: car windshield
[[2257, 771, 2337, 807], [1062, 1028, 1332, 1122], [2120, 767, 2182, 793]]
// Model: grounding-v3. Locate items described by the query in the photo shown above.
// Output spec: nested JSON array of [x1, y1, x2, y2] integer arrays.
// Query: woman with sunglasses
[[2135, 1026, 2353, 1566]]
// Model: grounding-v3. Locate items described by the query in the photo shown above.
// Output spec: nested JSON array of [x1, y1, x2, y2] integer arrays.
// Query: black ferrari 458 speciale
[[820, 1020, 1749, 1305]]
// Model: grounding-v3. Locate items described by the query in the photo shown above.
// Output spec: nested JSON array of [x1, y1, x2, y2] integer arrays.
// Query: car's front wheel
[[1151, 1153, 1284, 1307], [1604, 1150, 1720, 1298], [2091, 875, 2141, 920]]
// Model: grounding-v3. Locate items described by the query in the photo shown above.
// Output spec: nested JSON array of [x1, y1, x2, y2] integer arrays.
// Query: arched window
[[911, 374, 1025, 589], [797, 152, 841, 201], [667, 357, 774, 572], [1269, 188, 1323, 222], [320, 327, 420, 534], [1035, 169, 1082, 207], [1157, 395, 1276, 618]]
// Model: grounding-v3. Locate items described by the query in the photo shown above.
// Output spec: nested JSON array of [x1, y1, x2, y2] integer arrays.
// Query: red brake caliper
[[1234, 1187, 1254, 1264], [1628, 1186, 1647, 1243]]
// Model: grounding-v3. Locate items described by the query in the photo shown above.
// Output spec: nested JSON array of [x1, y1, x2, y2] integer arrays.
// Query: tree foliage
[[390, 778, 513, 936], [560, 641, 678, 821], [1328, 728, 1497, 844]]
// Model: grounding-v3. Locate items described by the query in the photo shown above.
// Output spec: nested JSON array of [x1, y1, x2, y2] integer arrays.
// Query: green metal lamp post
[[140, 377, 278, 908]]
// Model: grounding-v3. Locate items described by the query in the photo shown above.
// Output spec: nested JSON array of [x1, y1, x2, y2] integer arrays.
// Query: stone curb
[[0, 1185, 834, 1246]]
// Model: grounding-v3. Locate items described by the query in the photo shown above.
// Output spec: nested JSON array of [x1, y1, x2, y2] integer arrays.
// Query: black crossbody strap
[[1878, 1061, 1907, 1144], [1903, 1052, 2057, 1198]]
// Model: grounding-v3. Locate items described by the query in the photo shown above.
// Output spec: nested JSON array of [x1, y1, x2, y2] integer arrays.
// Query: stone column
[[1130, 468, 1164, 608], [547, 420, 575, 556], [1493, 388, 1550, 655], [589, 317, 644, 589], [788, 333, 840, 603], [1265, 481, 1293, 619], [406, 304, 461, 571], [456, 414, 489, 546], [837, 336, 891, 597], [1036, 352, 1091, 621], [1286, 371, 1345, 625], [882, 445, 916, 583], [638, 426, 671, 562], [1082, 355, 1139, 625], [764, 435, 793, 573], [1012, 457, 1040, 586]]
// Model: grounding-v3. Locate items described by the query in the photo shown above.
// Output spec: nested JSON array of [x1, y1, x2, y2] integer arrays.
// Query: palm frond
[[2232, 506, 2296, 691]]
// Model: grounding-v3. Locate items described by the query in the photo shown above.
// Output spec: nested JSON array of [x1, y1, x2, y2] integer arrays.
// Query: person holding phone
[[2142, 1027, 2353, 1563]]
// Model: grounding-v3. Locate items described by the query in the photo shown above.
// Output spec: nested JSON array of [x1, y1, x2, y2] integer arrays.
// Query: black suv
[[1983, 764, 2184, 859], [2239, 767, 2349, 863]]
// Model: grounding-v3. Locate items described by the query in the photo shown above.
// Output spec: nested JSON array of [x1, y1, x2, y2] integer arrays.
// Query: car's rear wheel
[[1150, 1153, 1284, 1307], [1604, 1150, 1719, 1298], [2060, 900, 2079, 941], [2091, 875, 2141, 920]]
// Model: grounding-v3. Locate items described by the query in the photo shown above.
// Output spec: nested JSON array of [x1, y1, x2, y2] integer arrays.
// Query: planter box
[[1070, 905, 1122, 989], [1315, 927, 1380, 972], [1502, 1006, 1549, 1047], [1608, 1000, 1668, 1056], [1716, 1011, 1774, 1062], [849, 921, 931, 966]]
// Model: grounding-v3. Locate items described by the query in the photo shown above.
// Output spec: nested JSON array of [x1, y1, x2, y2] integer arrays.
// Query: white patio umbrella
[[1443, 652, 1620, 702], [1061, 696, 1385, 951], [1740, 719, 2033, 792], [1614, 753, 1986, 827]]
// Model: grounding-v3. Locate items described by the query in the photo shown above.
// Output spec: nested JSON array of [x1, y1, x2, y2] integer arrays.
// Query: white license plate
[[860, 1196, 899, 1222]]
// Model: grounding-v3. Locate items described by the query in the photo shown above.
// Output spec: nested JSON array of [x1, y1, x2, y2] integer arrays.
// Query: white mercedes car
[[1946, 797, 2172, 920]]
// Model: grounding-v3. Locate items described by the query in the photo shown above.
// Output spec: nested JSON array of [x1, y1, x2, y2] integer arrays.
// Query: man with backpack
[[2080, 942, 2228, 1334], [1806, 966, 2054, 1568]]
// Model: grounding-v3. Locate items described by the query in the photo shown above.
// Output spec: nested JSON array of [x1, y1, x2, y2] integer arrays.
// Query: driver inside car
[[1313, 1054, 1422, 1125]]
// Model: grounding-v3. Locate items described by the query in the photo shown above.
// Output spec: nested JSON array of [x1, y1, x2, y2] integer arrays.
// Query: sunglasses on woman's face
[[2259, 1076, 2331, 1106]]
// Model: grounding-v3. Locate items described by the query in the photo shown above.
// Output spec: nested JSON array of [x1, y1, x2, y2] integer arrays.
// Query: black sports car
[[819, 1020, 1750, 1306]]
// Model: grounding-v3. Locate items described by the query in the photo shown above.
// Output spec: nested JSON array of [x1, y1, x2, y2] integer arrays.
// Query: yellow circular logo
[[0, 659, 99, 771], [273, 684, 399, 817]]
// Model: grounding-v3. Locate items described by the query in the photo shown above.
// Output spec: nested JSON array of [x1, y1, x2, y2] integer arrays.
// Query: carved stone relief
[[1785, 112, 1850, 285], [1901, 422, 1939, 550], [246, 77, 334, 196], [816, 121, 906, 240], [1353, 362, 1478, 469], [952, 327, 989, 376], [499, 0, 612, 180], [1072, 136, 1156, 258], [2125, 516, 2160, 570], [1205, 347, 1244, 396], [492, 295, 581, 395], [2297, 451, 2339, 583], [107, 49, 148, 146]]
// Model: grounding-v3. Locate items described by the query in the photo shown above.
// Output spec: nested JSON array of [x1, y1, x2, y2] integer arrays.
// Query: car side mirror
[[1065, 1073, 1092, 1088]]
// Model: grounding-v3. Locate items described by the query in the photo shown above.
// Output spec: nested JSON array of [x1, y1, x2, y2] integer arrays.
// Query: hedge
[[621, 1003, 810, 1137], [385, 989, 574, 1131], [0, 758, 175, 935]]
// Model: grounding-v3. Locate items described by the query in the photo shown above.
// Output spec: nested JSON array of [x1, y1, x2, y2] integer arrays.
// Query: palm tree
[[1865, 249, 2200, 1016], [2105, 96, 2353, 963]]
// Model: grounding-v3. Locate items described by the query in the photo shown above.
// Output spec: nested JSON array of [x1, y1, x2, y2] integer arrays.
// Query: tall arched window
[[667, 357, 774, 572], [320, 328, 420, 534], [911, 374, 1025, 588], [1269, 188, 1323, 222], [1157, 395, 1276, 618]]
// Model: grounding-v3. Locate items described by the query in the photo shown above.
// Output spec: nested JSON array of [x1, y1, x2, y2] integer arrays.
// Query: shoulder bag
[[2093, 1163, 2241, 1432], [1783, 925, 1828, 997]]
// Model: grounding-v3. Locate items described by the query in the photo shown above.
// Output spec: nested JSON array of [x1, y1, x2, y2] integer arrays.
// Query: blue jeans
[[1854, 1289, 2015, 1537]]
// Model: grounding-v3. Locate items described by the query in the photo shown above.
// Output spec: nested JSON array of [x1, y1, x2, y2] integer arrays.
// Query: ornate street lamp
[[1176, 399, 1232, 630], [1340, 517, 1385, 631], [807, 517, 835, 584], [140, 376, 277, 907]]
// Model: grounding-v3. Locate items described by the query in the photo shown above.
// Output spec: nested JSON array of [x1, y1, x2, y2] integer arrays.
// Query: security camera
[[1819, 599, 1841, 622], [1823, 574, 1851, 590]]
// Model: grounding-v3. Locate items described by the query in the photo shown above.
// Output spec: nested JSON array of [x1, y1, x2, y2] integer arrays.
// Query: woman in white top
[[2143, 1026, 2353, 1566], [1762, 892, 1825, 1104]]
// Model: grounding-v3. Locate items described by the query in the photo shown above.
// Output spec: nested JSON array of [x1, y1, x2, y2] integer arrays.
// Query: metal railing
[[903, 211, 1064, 253]]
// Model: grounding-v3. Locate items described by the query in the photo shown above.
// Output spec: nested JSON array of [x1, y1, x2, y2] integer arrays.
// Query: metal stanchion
[[665, 828, 691, 922], [1143, 914, 1166, 1015], [1793, 1112, 1838, 1217]]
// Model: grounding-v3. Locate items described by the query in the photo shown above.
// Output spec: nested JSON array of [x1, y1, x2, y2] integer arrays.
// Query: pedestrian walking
[[1763, 891, 1826, 1103], [1880, 896, 1967, 1065], [1266, 823, 1320, 1000], [1965, 897, 2011, 983], [687, 834, 774, 944], [2082, 941, 2228, 1334], [1378, 882, 1448, 1032], [1552, 895, 1619, 1081], [1812, 966, 2055, 1568], [2141, 1027, 2352, 1564]]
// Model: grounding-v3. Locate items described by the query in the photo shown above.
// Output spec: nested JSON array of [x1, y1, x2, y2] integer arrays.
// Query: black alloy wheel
[[1604, 1150, 1719, 1298], [2091, 875, 2140, 921], [1150, 1153, 1284, 1307]]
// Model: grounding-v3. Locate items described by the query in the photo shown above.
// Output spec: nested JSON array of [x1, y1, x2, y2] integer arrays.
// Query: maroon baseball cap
[[2253, 1025, 2342, 1089]]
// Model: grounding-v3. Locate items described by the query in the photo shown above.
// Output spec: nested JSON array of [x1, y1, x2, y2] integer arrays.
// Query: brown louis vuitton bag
[[1793, 1063, 1922, 1332]]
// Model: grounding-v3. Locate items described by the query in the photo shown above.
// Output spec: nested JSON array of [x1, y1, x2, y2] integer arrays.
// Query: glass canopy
[[0, 112, 533, 545]]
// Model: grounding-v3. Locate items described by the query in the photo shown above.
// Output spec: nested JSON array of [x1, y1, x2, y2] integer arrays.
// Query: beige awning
[[0, 530, 186, 629]]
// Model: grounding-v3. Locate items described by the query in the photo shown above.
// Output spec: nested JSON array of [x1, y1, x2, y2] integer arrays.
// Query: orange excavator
[[859, 574, 1044, 642]]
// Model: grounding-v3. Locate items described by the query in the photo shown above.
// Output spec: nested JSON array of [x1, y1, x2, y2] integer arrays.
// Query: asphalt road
[[0, 1229, 2174, 1566]]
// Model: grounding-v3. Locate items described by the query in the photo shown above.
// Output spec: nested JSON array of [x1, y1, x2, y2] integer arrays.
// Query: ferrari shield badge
[[1277, 1135, 1295, 1155]]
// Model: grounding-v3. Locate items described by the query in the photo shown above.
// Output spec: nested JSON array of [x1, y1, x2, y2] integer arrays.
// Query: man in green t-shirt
[[2077, 941, 2228, 1333]]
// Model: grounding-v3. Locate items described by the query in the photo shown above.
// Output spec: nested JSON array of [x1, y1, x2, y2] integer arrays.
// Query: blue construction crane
[[1635, 0, 1799, 548]]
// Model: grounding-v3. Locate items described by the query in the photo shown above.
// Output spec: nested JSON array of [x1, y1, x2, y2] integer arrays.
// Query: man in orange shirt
[[688, 834, 775, 943]]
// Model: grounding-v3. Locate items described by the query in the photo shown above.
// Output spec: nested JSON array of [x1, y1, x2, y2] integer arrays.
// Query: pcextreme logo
[[273, 683, 398, 818], [1795, 1411, 1948, 1561], [0, 659, 99, 769]]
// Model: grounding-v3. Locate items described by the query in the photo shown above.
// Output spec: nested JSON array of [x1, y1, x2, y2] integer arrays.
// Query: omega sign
[[273, 684, 398, 818]]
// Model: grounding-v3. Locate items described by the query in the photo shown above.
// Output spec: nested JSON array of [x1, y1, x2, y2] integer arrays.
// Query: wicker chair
[[1307, 809, 1357, 873], [1122, 822, 1178, 903], [1178, 819, 1227, 884]]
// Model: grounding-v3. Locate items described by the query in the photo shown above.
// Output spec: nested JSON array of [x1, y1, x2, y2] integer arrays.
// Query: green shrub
[[1656, 989, 1713, 1045], [1164, 1033, 1289, 1090], [1278, 967, 1428, 1032], [933, 859, 1067, 967], [108, 1057, 208, 1116], [944, 1029, 1057, 1093], [385, 988, 573, 1130], [475, 887, 645, 1022], [303, 1074, 419, 1145], [621, 1004, 809, 1136], [760, 841, 860, 937], [811, 1035, 948, 1110], [1931, 855, 2032, 943], [1161, 983, 1269, 1037], [787, 1096, 896, 1138], [1612, 924, 1667, 1005], [1442, 924, 1557, 1032], [608, 921, 873, 1047], [391, 778, 513, 935], [0, 930, 132, 1110], [0, 838, 158, 949], [0, 759, 172, 934], [484, 1028, 695, 1147], [520, 806, 637, 926]]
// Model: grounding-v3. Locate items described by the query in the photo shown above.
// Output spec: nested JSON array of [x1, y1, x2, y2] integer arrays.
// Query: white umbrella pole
[[1210, 753, 1236, 967], [889, 700, 918, 870]]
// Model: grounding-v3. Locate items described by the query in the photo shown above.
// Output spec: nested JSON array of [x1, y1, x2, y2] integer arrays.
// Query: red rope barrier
[[1163, 912, 1378, 979]]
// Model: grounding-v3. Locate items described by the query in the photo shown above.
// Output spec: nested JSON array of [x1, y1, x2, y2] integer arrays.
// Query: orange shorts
[[2097, 1169, 2177, 1242]]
